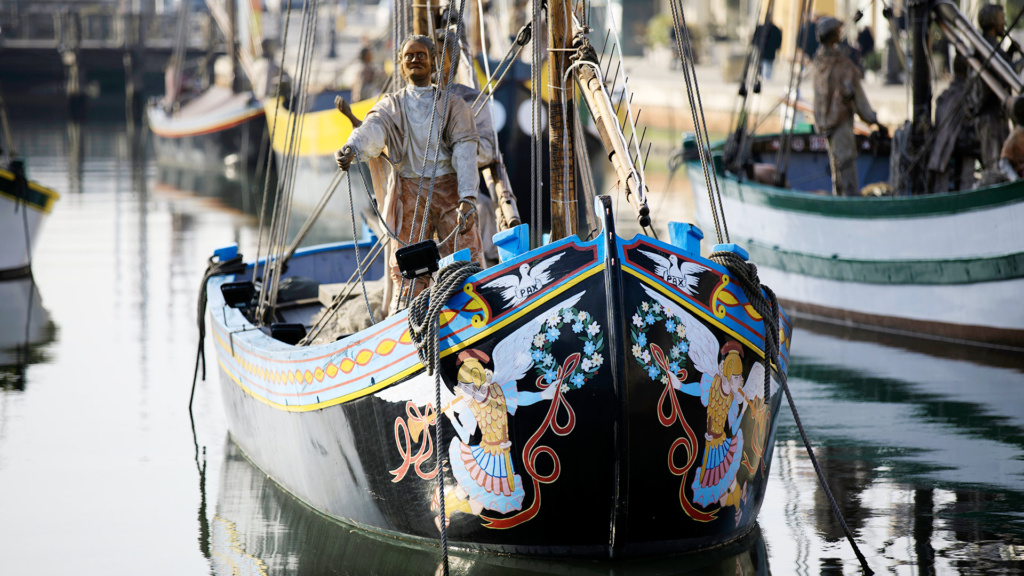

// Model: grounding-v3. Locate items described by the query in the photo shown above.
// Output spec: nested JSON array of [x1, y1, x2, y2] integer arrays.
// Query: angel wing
[[528, 253, 565, 286], [482, 273, 521, 307], [490, 290, 586, 386], [640, 284, 720, 376], [374, 371, 456, 407], [740, 362, 778, 401], [639, 249, 671, 278], [675, 260, 708, 295]]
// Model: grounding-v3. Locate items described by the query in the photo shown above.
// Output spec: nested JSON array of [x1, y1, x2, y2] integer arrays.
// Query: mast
[[413, 1, 438, 35], [907, 0, 931, 193], [548, 0, 577, 241], [228, 0, 241, 92]]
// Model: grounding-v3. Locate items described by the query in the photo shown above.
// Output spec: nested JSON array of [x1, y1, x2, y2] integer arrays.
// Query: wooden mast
[[412, 1, 438, 36], [548, 0, 576, 241]]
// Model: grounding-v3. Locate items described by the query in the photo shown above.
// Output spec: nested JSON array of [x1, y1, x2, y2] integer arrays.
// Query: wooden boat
[[147, 0, 267, 178], [200, 0, 792, 560], [684, 132, 1024, 348], [685, 0, 1024, 348], [0, 162, 60, 278], [148, 86, 266, 176], [207, 434, 772, 572]]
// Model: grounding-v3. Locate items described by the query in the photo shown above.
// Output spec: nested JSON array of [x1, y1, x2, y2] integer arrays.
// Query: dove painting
[[482, 253, 565, 309], [638, 249, 708, 295]]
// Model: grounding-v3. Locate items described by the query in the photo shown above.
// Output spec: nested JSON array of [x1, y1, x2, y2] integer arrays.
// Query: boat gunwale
[[685, 146, 1024, 219]]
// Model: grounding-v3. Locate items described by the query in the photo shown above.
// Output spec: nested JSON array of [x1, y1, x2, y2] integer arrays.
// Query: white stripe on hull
[[758, 267, 1024, 332], [696, 193, 1024, 260], [0, 196, 46, 272]]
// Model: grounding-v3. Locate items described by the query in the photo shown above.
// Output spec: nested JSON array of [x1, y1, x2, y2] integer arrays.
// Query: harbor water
[[1, 114, 1023, 575]]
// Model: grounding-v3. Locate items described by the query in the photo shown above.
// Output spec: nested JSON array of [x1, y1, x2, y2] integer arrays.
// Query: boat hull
[[0, 168, 59, 276], [206, 201, 792, 557], [147, 87, 267, 176], [686, 144, 1024, 347]]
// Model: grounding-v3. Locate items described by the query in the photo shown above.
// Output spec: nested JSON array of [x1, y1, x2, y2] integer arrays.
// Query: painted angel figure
[[432, 292, 584, 529], [641, 285, 777, 522]]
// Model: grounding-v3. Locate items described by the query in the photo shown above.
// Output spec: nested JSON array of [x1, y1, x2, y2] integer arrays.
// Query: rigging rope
[[668, 0, 729, 244], [774, 0, 815, 185], [407, 260, 483, 576]]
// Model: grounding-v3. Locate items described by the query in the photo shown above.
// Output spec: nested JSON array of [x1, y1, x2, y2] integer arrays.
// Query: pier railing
[[0, 2, 224, 52]]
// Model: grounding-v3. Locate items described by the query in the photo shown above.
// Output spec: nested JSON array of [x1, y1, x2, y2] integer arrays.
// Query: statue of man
[[335, 35, 482, 315], [811, 16, 886, 196]]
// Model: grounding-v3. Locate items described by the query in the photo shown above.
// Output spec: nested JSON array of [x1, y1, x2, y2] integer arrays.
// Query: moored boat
[[199, 0, 793, 562], [0, 162, 60, 278], [685, 132, 1024, 347], [685, 0, 1024, 349]]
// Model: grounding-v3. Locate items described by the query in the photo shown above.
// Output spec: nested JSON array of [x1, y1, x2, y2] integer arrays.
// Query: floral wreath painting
[[638, 285, 778, 526], [377, 291, 606, 531]]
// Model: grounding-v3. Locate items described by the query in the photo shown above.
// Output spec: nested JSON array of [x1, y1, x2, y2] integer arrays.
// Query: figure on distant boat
[[350, 45, 382, 103], [811, 16, 886, 196], [974, 4, 1012, 173], [928, 54, 979, 194], [998, 98, 1024, 182], [335, 34, 483, 315]]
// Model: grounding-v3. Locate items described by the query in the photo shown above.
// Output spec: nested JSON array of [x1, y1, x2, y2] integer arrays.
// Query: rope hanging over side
[[709, 250, 873, 575], [406, 260, 483, 576], [190, 254, 247, 413]]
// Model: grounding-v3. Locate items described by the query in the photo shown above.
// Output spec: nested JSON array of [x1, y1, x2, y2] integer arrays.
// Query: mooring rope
[[190, 254, 247, 412], [407, 260, 483, 576], [710, 249, 873, 575]]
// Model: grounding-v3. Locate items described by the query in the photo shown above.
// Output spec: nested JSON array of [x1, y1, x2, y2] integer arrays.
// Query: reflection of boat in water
[[209, 437, 772, 575], [684, 1, 1024, 348], [762, 320, 1024, 572], [201, 0, 792, 561], [0, 276, 55, 390], [785, 320, 1024, 492]]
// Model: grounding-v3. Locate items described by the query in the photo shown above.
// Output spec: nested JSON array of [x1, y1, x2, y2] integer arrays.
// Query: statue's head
[[400, 34, 435, 86]]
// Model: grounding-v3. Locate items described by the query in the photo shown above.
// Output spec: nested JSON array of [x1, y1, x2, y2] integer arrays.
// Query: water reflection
[[207, 437, 771, 576], [763, 320, 1024, 574], [0, 276, 55, 391]]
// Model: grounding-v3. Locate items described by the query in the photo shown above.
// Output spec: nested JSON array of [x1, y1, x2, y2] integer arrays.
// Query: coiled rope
[[407, 260, 483, 576], [710, 250, 873, 575]]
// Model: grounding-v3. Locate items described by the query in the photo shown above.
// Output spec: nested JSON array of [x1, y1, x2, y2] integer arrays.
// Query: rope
[[190, 254, 247, 413], [669, 0, 729, 244], [471, 22, 532, 116], [407, 260, 483, 576], [347, 171, 376, 322], [710, 250, 873, 575]]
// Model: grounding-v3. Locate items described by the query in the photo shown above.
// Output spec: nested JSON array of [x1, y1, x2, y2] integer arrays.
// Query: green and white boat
[[686, 0, 1024, 349]]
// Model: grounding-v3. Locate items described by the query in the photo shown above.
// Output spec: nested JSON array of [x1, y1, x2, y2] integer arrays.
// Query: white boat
[[686, 146, 1024, 347], [685, 0, 1024, 348], [0, 164, 60, 278]]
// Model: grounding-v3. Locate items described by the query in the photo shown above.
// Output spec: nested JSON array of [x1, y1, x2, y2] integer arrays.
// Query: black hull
[[207, 199, 792, 558]]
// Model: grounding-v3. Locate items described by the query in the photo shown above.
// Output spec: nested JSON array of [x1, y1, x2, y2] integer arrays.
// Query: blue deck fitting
[[712, 243, 749, 261], [440, 248, 471, 268], [213, 244, 238, 262], [494, 224, 530, 263], [668, 222, 704, 256]]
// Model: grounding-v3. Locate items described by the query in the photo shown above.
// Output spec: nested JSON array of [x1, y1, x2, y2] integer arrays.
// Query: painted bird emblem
[[483, 253, 565, 309], [639, 249, 706, 295]]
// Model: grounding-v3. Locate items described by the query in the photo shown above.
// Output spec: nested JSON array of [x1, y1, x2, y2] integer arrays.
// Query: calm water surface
[[1, 116, 1022, 575]]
